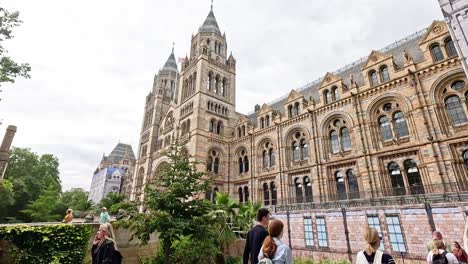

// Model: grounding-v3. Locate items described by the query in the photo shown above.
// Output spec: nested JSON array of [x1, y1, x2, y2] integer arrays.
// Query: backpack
[[432, 252, 449, 264], [258, 257, 273, 264]]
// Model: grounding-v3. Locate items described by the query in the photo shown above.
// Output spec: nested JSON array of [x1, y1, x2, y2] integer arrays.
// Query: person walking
[[91, 224, 122, 264], [427, 239, 459, 264], [453, 241, 468, 264], [99, 207, 110, 224], [243, 208, 270, 264], [61, 209, 73, 224], [356, 227, 395, 264], [257, 219, 293, 264], [428, 231, 452, 253]]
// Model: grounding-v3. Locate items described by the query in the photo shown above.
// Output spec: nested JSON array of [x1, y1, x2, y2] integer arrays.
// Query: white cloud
[[0, 0, 443, 191]]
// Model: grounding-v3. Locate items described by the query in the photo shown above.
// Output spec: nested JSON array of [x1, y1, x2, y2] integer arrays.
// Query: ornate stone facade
[[131, 7, 468, 207]]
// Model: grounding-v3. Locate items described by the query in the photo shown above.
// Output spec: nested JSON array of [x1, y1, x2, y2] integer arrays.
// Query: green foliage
[[235, 201, 262, 237], [130, 142, 215, 264], [0, 179, 14, 214], [170, 235, 220, 264], [61, 188, 94, 215], [1, 147, 61, 223], [98, 192, 127, 214], [0, 224, 92, 263], [21, 189, 66, 222], [0, 7, 31, 86], [225, 256, 242, 264]]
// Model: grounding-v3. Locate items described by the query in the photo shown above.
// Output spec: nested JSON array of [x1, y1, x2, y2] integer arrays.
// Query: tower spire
[[211, 0, 213, 11], [172, 42, 175, 54]]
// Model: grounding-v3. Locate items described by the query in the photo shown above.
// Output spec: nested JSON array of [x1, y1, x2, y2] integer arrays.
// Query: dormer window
[[445, 37, 457, 57], [265, 115, 270, 127], [331, 86, 339, 101], [260, 117, 265, 129], [369, 70, 379, 87], [324, 90, 331, 104], [430, 44, 444, 62], [380, 65, 390, 82], [294, 102, 299, 116], [288, 105, 293, 118]]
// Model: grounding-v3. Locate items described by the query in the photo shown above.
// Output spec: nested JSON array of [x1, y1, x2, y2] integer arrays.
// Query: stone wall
[[272, 201, 468, 263]]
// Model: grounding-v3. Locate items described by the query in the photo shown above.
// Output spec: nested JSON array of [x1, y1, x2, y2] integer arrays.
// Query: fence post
[[341, 207, 352, 262], [425, 202, 436, 232]]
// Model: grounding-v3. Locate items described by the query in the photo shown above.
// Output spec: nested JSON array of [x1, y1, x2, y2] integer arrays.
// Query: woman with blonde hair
[[91, 224, 122, 263], [257, 219, 293, 264], [426, 239, 459, 264], [357, 227, 394, 264]]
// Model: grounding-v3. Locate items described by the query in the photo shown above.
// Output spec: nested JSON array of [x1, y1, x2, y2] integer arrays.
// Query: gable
[[319, 72, 341, 89], [419, 20, 448, 45], [362, 50, 392, 70], [258, 103, 273, 115], [286, 89, 304, 103]]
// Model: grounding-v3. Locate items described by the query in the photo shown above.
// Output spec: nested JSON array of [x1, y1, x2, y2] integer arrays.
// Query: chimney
[[254, 104, 260, 112]]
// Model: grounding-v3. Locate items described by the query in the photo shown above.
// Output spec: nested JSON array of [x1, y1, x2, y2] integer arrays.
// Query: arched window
[[265, 115, 270, 127], [324, 90, 330, 104], [445, 96, 468, 125], [263, 183, 270, 206], [288, 105, 293, 118], [388, 162, 405, 196], [404, 159, 424, 194], [304, 176, 313, 202], [214, 75, 219, 94], [238, 187, 243, 203], [340, 127, 351, 151], [294, 102, 300, 116], [331, 86, 339, 101], [242, 126, 246, 137], [300, 139, 308, 160], [260, 117, 265, 129], [207, 157, 213, 172], [335, 171, 346, 200], [464, 151, 468, 168], [295, 177, 303, 203], [221, 78, 226, 96], [347, 169, 359, 199], [244, 186, 249, 203], [330, 130, 339, 154], [269, 148, 275, 167], [393, 111, 409, 138], [209, 119, 215, 133], [369, 70, 379, 87], [216, 121, 223, 135], [380, 66, 390, 82], [244, 156, 249, 173], [431, 44, 444, 62], [237, 127, 241, 138], [451, 80, 465, 91], [292, 141, 300, 161], [445, 38, 457, 57], [262, 150, 268, 168], [214, 158, 219, 174], [379, 116, 393, 141], [270, 182, 277, 205], [207, 72, 213, 90], [238, 157, 243, 174]]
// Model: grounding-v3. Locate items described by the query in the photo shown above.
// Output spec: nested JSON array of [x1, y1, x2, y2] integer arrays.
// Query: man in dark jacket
[[243, 208, 270, 264]]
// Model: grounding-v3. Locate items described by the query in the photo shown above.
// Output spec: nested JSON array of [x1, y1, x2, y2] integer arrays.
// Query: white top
[[258, 237, 294, 264], [426, 249, 459, 264], [356, 250, 383, 264]]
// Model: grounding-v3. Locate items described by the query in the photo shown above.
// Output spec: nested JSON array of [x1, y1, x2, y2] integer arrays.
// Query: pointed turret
[[199, 6, 221, 35], [161, 47, 178, 72]]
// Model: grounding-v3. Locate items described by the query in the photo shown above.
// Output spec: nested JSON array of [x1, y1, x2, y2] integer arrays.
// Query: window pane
[[330, 130, 340, 153], [303, 218, 314, 246], [379, 116, 393, 141], [446, 39, 457, 57], [340, 127, 352, 150], [370, 71, 379, 86], [381, 67, 390, 82], [393, 111, 409, 138], [386, 216, 406, 252], [431, 45, 444, 62], [316, 217, 328, 248], [446, 96, 468, 125]]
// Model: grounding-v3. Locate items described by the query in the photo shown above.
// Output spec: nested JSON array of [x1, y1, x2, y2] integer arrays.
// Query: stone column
[[0, 125, 17, 180]]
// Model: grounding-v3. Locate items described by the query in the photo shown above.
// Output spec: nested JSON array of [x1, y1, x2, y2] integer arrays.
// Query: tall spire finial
[[172, 42, 175, 53], [211, 0, 213, 11]]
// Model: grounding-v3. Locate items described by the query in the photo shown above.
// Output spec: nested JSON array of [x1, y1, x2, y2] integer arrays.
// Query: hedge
[[0, 224, 92, 264]]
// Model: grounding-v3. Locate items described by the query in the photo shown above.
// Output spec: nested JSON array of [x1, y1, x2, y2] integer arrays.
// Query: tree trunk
[[163, 239, 171, 264]]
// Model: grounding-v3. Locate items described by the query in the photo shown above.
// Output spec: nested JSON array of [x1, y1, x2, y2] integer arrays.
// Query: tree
[[2, 147, 61, 223], [130, 143, 215, 264], [98, 192, 126, 214], [0, 7, 31, 88], [21, 188, 66, 222], [61, 188, 93, 213]]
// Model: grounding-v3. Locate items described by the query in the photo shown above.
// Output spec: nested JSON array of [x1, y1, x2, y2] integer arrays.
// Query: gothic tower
[[177, 5, 237, 194], [131, 48, 178, 201]]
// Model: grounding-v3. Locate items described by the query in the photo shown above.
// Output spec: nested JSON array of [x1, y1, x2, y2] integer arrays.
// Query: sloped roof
[[199, 9, 222, 35], [107, 143, 136, 163], [246, 28, 427, 125], [161, 49, 178, 72]]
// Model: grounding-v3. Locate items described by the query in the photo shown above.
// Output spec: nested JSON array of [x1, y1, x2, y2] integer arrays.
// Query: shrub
[[0, 224, 92, 263]]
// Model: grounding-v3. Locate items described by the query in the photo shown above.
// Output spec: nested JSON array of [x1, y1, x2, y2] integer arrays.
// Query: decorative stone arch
[[235, 146, 249, 175], [320, 111, 355, 156], [256, 137, 276, 170], [367, 92, 413, 119], [429, 68, 465, 104], [283, 125, 311, 142], [320, 110, 355, 133], [284, 126, 310, 163], [151, 161, 169, 183], [206, 146, 225, 175]]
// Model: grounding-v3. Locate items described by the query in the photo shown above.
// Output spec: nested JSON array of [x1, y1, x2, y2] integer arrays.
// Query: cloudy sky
[[1, 0, 443, 191]]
